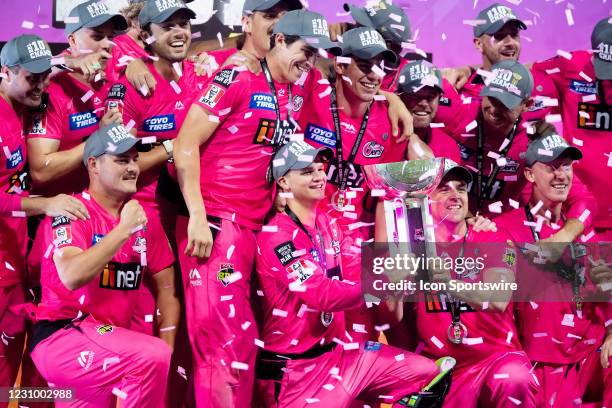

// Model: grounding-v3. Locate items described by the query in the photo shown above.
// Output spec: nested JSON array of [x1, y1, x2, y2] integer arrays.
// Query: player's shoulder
[[494, 208, 525, 237], [209, 65, 251, 89]]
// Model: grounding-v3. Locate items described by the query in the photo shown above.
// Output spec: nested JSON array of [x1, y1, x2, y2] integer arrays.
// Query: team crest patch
[[95, 324, 113, 335], [274, 241, 297, 266], [503, 246, 517, 267], [27, 112, 47, 135], [53, 226, 72, 246], [320, 311, 333, 327], [212, 68, 239, 88], [217, 263, 235, 286], [361, 141, 384, 158], [291, 95, 304, 112], [132, 236, 147, 254]]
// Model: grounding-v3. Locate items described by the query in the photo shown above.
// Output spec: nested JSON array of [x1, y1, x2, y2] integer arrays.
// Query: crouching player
[[384, 160, 538, 407], [253, 140, 454, 407], [29, 124, 180, 407]]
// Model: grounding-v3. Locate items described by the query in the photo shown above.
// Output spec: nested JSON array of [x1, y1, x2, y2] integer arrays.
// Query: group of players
[[0, 0, 610, 407]]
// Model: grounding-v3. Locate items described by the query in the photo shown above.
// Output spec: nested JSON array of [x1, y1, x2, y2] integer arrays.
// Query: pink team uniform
[[421, 127, 462, 162], [440, 101, 596, 225], [254, 210, 442, 407], [0, 96, 30, 391], [387, 229, 537, 407], [174, 65, 311, 407], [533, 51, 612, 237], [298, 80, 406, 341], [497, 208, 609, 407], [30, 191, 174, 407], [108, 34, 148, 81]]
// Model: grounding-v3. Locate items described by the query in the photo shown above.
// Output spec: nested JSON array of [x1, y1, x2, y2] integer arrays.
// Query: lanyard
[[475, 117, 519, 210], [329, 82, 370, 192], [523, 205, 583, 311], [260, 59, 292, 149], [284, 207, 328, 273], [447, 222, 469, 330], [597, 79, 607, 105]]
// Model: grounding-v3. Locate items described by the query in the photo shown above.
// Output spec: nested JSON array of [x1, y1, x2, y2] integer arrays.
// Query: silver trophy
[[364, 158, 447, 258]]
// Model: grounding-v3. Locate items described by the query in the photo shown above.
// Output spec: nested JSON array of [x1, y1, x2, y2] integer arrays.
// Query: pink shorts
[[0, 284, 26, 397]]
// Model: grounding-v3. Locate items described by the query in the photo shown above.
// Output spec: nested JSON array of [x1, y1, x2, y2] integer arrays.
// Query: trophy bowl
[[363, 158, 447, 198]]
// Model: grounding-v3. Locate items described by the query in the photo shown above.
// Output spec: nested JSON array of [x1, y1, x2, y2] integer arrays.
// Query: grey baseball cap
[[83, 123, 139, 165], [273, 10, 342, 55], [343, 1, 411, 45], [396, 60, 443, 94], [64, 0, 128, 36], [272, 140, 332, 181], [524, 129, 582, 167], [473, 3, 526, 37], [0, 35, 52, 74], [242, 0, 303, 16], [592, 17, 612, 80], [340, 27, 398, 66], [139, 0, 196, 26], [480, 60, 533, 109], [440, 159, 473, 186]]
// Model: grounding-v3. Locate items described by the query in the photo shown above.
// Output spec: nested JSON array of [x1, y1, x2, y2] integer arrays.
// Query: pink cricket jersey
[[533, 50, 612, 230], [0, 96, 30, 287], [413, 228, 522, 370], [191, 65, 312, 229], [107, 60, 208, 210], [496, 207, 605, 365], [108, 34, 148, 81], [35, 191, 174, 328], [255, 210, 363, 354]]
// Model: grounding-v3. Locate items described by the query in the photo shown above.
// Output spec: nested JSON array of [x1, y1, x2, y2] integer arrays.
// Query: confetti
[[572, 138, 584, 146], [494, 373, 510, 379], [463, 19, 488, 26], [228, 304, 235, 318], [262, 225, 278, 232], [21, 21, 34, 29], [537, 148, 554, 157], [430, 336, 444, 349], [462, 337, 483, 345], [343, 342, 359, 350], [578, 71, 592, 82], [507, 396, 522, 405], [429, 123, 445, 128], [223, 271, 243, 285], [145, 36, 156, 45], [318, 87, 332, 98], [556, 50, 572, 60], [323, 384, 335, 391], [208, 115, 220, 123], [375, 324, 390, 332], [305, 398, 320, 404], [51, 56, 65, 66], [272, 308, 288, 317], [488, 202, 503, 213], [81, 90, 94, 103], [371, 65, 386, 79], [144, 314, 154, 323], [230, 361, 249, 371], [336, 56, 352, 64], [172, 62, 183, 77], [465, 120, 478, 132], [373, 94, 386, 101], [582, 94, 597, 102], [580, 231, 595, 242], [228, 125, 239, 134], [394, 353, 405, 361], [139, 85, 149, 97], [578, 209, 591, 223], [11, 211, 26, 217], [112, 388, 127, 400], [170, 81, 182, 94], [273, 158, 286, 167], [103, 357, 120, 372], [141, 136, 157, 144], [545, 68, 560, 75], [64, 16, 79, 24], [506, 331, 514, 344], [565, 8, 574, 26]]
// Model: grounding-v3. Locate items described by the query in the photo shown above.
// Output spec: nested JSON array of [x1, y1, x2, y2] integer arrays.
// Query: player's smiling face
[[481, 96, 523, 131], [400, 87, 441, 129], [95, 149, 140, 196], [243, 5, 290, 58], [148, 11, 192, 62], [430, 179, 469, 225], [278, 37, 317, 84], [279, 162, 327, 203], [525, 158, 574, 204], [337, 55, 383, 103], [2, 66, 51, 108], [476, 21, 522, 66]]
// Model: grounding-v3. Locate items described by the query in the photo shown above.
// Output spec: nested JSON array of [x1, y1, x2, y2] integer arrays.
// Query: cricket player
[[30, 123, 180, 407], [254, 140, 454, 407]]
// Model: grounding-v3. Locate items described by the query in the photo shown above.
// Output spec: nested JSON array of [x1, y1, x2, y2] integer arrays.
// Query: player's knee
[[141, 338, 172, 373], [492, 358, 534, 391]]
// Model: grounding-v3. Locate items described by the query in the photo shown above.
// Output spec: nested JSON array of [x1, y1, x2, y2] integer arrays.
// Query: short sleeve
[[143, 214, 174, 274], [25, 91, 65, 141], [48, 215, 89, 251], [194, 67, 243, 119]]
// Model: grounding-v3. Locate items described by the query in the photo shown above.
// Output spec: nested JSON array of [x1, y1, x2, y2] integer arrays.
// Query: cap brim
[[151, 7, 196, 24], [21, 58, 52, 74], [344, 3, 373, 27], [555, 146, 582, 162], [480, 86, 523, 109], [304, 36, 342, 56], [85, 14, 128, 33], [483, 18, 527, 36], [346, 47, 398, 66], [247, 0, 303, 14], [441, 166, 473, 185], [593, 56, 612, 80]]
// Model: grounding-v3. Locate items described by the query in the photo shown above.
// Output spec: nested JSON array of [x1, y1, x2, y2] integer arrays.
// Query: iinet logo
[[78, 350, 95, 370]]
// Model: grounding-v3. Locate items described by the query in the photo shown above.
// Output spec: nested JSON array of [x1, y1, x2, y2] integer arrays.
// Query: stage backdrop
[[0, 0, 608, 67]]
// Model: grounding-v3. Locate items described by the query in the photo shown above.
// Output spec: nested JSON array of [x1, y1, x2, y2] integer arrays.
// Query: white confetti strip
[[506, 331, 514, 344], [507, 396, 522, 405], [373, 94, 386, 101], [375, 324, 390, 332], [21, 21, 34, 29], [581, 94, 597, 102], [545, 114, 562, 123], [170, 81, 181, 94], [462, 337, 483, 345], [273, 308, 288, 317], [125, 120, 136, 133], [556, 50, 572, 60], [343, 342, 359, 350], [112, 388, 127, 400], [537, 148, 554, 157], [208, 115, 220, 123], [370, 189, 386, 197], [318, 87, 332, 98], [578, 209, 590, 223], [336, 56, 352, 64], [394, 353, 405, 361], [465, 120, 478, 132], [565, 8, 574, 26], [463, 19, 488, 26], [145, 36, 156, 45], [273, 158, 285, 167], [139, 84, 149, 97], [228, 304, 235, 318], [262, 225, 278, 232], [508, 198, 519, 209], [323, 384, 335, 391], [572, 138, 584, 146], [241, 321, 252, 331], [81, 90, 94, 103], [533, 332, 547, 338], [578, 71, 592, 83], [141, 136, 157, 144], [389, 13, 402, 22], [429, 123, 445, 128], [305, 398, 320, 404], [172, 62, 183, 77], [580, 230, 595, 242], [545, 68, 560, 75], [494, 373, 510, 379], [430, 335, 444, 349], [371, 65, 386, 79], [223, 271, 243, 285], [230, 361, 249, 371], [11, 210, 26, 218]]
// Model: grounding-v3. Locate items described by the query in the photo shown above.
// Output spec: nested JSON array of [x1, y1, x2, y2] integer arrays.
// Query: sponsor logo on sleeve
[[143, 114, 176, 132], [286, 259, 313, 283], [498, 158, 519, 173], [95, 324, 114, 335], [217, 263, 235, 286], [364, 341, 382, 351], [6, 146, 24, 169], [69, 110, 99, 130], [569, 80, 597, 95], [361, 141, 384, 158], [6, 170, 29, 194], [304, 123, 336, 148], [99, 262, 142, 290], [249, 93, 276, 111], [132, 236, 147, 254], [199, 84, 225, 109], [439, 95, 451, 107], [26, 112, 47, 135], [92, 233, 105, 245], [53, 226, 72, 246], [212, 68, 239, 88], [274, 241, 297, 266]]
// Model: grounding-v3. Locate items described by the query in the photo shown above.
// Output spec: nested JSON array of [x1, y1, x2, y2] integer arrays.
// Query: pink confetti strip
[[230, 361, 249, 371], [139, 85, 149, 97], [21, 21, 34, 29], [172, 62, 183, 77], [228, 304, 235, 318], [465, 120, 478, 132], [578, 71, 592, 82], [81, 90, 94, 103], [112, 388, 127, 400], [578, 209, 591, 223], [537, 148, 554, 157], [208, 115, 220, 123], [580, 230, 595, 242], [373, 94, 386, 101], [371, 65, 386, 79], [11, 211, 26, 218], [125, 119, 136, 132], [141, 136, 157, 144], [506, 331, 514, 343], [262, 225, 278, 233], [429, 123, 445, 128], [272, 308, 288, 317], [545, 114, 562, 123], [318, 86, 332, 98], [145, 36, 156, 45], [336, 56, 352, 64], [545, 67, 560, 75], [430, 335, 444, 349], [169, 81, 181, 94], [463, 19, 488, 26], [582, 94, 597, 102]]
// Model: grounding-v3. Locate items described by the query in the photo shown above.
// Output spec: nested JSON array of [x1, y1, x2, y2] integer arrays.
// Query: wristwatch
[[162, 139, 174, 163]]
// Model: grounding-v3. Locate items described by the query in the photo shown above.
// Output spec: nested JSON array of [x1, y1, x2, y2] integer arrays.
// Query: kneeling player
[[253, 140, 454, 407]]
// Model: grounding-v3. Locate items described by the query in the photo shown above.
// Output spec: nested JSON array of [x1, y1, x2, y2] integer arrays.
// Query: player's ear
[[334, 58, 347, 76], [523, 166, 535, 183], [521, 97, 533, 113], [277, 175, 290, 192], [242, 15, 252, 35], [67, 33, 78, 51], [87, 156, 100, 175], [473, 36, 484, 53]]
